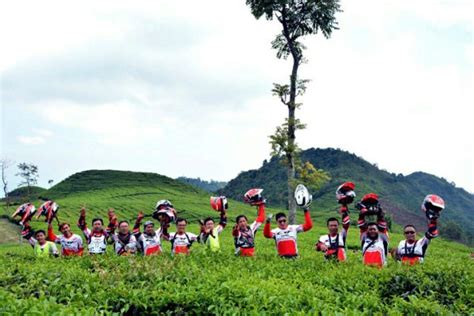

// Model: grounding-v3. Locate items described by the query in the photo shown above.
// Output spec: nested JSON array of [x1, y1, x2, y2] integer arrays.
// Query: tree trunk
[[1, 165, 9, 210], [281, 8, 300, 224], [287, 52, 299, 223]]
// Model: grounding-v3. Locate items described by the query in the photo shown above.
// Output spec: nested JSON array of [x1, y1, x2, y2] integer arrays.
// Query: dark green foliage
[[176, 177, 227, 193], [442, 220, 464, 241], [5, 186, 47, 203]]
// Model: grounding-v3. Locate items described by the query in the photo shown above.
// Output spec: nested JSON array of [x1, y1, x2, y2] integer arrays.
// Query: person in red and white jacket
[[163, 218, 198, 255], [106, 209, 138, 256], [232, 189, 267, 257], [77, 207, 109, 255], [133, 211, 167, 256], [264, 209, 313, 258], [357, 193, 389, 267], [316, 182, 355, 261], [393, 194, 443, 265], [48, 222, 84, 256], [316, 212, 350, 261], [232, 204, 266, 257]]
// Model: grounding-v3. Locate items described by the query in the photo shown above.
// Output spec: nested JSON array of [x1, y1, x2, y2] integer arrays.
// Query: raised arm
[[426, 219, 438, 239], [263, 214, 274, 238], [77, 207, 91, 240], [21, 224, 36, 247], [47, 223, 58, 242], [340, 205, 350, 231], [217, 210, 227, 233], [106, 209, 118, 235], [255, 204, 266, 224], [301, 208, 313, 232], [358, 211, 368, 240], [133, 211, 145, 235], [377, 210, 388, 238], [77, 207, 87, 231]]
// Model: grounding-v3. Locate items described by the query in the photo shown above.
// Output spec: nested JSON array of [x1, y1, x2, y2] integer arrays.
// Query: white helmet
[[155, 200, 173, 211], [294, 184, 312, 208]]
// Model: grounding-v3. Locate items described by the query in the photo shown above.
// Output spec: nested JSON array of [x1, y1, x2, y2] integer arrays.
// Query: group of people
[[14, 182, 445, 267]]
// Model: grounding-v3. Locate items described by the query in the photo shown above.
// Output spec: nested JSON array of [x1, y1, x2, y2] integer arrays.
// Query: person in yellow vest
[[22, 225, 59, 258], [198, 210, 227, 252]]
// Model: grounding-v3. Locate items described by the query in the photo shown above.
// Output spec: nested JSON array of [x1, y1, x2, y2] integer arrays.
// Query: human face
[[36, 232, 46, 244], [92, 220, 103, 232], [404, 228, 417, 242], [277, 217, 288, 229], [60, 224, 71, 237], [327, 221, 339, 235], [205, 220, 215, 231], [367, 225, 379, 239], [237, 217, 248, 229], [145, 224, 155, 235], [119, 222, 129, 234], [176, 221, 187, 234]]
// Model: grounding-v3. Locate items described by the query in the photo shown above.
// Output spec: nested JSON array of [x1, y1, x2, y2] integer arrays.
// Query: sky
[[1, 0, 473, 194]]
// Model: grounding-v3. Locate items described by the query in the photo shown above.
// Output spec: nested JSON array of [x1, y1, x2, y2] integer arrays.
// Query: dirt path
[[0, 219, 21, 244]]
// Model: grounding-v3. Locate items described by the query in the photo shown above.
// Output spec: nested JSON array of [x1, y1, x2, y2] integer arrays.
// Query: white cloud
[[33, 129, 53, 137], [17, 136, 45, 145], [37, 102, 162, 145]]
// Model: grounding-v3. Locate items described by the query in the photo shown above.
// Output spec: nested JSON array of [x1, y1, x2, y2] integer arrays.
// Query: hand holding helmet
[[210, 196, 228, 212], [152, 200, 177, 224], [294, 184, 312, 209], [336, 182, 356, 205], [11, 203, 36, 226], [356, 193, 381, 216], [244, 188, 266, 206], [36, 201, 59, 224], [422, 194, 444, 220]]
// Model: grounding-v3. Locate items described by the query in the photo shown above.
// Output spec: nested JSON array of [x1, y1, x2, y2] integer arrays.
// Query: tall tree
[[16, 163, 39, 201], [245, 0, 340, 223], [1, 159, 14, 209]]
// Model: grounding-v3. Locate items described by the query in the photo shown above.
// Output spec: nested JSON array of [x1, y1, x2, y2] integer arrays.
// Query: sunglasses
[[278, 219, 287, 223], [404, 231, 416, 235]]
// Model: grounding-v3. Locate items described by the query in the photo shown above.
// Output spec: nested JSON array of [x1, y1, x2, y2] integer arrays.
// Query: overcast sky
[[1, 0, 473, 194]]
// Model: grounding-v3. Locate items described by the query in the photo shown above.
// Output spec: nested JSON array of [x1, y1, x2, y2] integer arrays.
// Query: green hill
[[3, 186, 47, 204], [219, 148, 474, 244], [1, 169, 267, 229]]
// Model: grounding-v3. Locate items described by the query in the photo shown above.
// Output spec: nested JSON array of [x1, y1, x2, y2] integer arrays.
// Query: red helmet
[[422, 194, 444, 219], [244, 188, 264, 205], [336, 182, 356, 205], [210, 196, 228, 212], [11, 203, 36, 226], [36, 201, 59, 223], [356, 193, 380, 215]]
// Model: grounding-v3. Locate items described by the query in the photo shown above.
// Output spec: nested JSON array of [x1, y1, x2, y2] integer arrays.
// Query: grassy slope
[[1, 170, 472, 314]]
